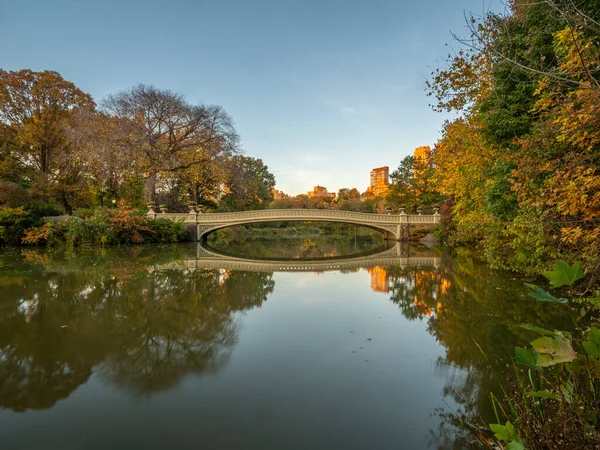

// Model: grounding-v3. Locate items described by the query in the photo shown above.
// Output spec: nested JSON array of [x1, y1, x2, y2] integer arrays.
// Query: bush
[[146, 218, 187, 243], [0, 206, 31, 245], [25, 198, 63, 218]]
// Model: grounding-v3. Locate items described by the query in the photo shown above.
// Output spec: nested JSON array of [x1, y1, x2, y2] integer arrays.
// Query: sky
[[0, 0, 502, 195]]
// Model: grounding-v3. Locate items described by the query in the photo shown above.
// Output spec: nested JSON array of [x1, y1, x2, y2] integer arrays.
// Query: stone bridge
[[151, 242, 441, 273], [147, 208, 441, 241]]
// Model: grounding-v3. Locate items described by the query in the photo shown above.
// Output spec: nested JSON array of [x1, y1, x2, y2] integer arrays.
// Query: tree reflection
[[384, 250, 571, 435], [0, 247, 274, 410]]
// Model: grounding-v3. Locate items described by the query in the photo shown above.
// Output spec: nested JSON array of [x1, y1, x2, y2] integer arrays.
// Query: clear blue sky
[[0, 0, 501, 195]]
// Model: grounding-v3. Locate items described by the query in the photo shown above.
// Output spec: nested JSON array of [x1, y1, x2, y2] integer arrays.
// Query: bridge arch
[[197, 216, 398, 241]]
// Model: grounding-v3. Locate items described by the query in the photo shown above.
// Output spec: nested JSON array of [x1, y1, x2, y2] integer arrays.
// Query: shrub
[[25, 198, 63, 218], [146, 218, 187, 243], [107, 201, 151, 244], [21, 222, 54, 245], [0, 206, 31, 245]]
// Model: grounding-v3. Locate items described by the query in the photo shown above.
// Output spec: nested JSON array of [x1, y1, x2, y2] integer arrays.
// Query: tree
[[337, 188, 361, 201], [0, 69, 95, 175], [103, 84, 239, 202], [67, 110, 139, 206], [220, 156, 275, 210], [386, 155, 443, 213], [0, 70, 95, 211]]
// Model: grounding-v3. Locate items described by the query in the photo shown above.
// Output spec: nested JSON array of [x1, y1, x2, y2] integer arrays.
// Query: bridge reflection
[[151, 242, 441, 274]]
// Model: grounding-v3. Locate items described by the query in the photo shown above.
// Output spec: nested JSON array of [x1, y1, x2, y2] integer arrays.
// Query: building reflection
[[368, 266, 389, 293], [367, 265, 452, 318]]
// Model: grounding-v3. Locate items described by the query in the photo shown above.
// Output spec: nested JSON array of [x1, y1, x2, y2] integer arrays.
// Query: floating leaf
[[542, 260, 584, 287], [531, 335, 577, 367], [515, 347, 540, 370], [525, 390, 558, 400], [524, 283, 568, 303], [582, 327, 600, 357]]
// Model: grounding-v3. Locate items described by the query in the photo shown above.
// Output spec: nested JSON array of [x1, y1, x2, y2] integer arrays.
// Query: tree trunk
[[143, 174, 156, 204]]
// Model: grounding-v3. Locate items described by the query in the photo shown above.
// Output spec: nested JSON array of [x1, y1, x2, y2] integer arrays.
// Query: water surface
[[0, 242, 569, 449]]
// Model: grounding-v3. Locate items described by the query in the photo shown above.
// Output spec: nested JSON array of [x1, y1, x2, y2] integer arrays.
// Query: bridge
[[147, 208, 441, 241], [151, 242, 441, 273]]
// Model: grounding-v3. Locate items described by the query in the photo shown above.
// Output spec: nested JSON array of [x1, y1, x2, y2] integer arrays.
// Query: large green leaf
[[542, 260, 585, 288], [506, 442, 526, 450], [515, 347, 540, 370], [531, 335, 576, 367], [524, 283, 568, 303], [582, 327, 600, 357]]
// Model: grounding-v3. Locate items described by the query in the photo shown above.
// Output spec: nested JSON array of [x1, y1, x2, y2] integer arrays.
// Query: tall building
[[370, 166, 389, 187], [368, 166, 390, 197]]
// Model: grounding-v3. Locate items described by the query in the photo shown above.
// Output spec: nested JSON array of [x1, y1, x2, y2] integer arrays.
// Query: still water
[[0, 240, 568, 449]]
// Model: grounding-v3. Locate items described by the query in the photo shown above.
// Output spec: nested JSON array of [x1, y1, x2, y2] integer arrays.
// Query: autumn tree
[[103, 84, 239, 202], [0, 70, 95, 211]]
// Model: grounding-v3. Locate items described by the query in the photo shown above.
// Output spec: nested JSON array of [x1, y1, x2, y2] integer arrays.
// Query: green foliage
[[0, 206, 32, 245], [489, 262, 600, 448], [386, 155, 444, 213], [542, 260, 585, 288], [582, 328, 600, 358], [484, 211, 557, 274], [489, 421, 523, 449], [146, 218, 187, 243], [524, 283, 568, 303]]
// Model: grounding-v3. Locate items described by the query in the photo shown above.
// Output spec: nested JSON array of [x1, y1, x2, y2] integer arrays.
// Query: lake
[[0, 239, 568, 449]]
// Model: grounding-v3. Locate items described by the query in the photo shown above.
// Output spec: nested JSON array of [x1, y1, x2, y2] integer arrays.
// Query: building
[[307, 186, 336, 200], [368, 166, 390, 197]]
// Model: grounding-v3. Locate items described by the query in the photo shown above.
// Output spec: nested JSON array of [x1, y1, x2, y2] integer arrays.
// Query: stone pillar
[[399, 208, 408, 240], [147, 206, 157, 220]]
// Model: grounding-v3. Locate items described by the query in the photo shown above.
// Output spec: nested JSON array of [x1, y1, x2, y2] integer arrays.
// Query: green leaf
[[524, 283, 568, 303], [531, 335, 577, 367], [525, 390, 558, 400], [515, 347, 540, 370], [542, 260, 585, 288], [560, 380, 574, 404], [507, 442, 526, 450], [489, 421, 519, 442], [582, 327, 600, 357]]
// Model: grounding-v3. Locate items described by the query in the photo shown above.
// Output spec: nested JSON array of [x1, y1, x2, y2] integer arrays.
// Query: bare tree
[[103, 84, 239, 201]]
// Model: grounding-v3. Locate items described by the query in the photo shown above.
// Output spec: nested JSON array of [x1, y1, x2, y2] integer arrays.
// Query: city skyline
[[0, 0, 504, 195]]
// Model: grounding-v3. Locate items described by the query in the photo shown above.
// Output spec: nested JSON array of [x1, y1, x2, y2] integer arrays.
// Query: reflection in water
[[0, 244, 572, 449], [368, 266, 389, 293], [0, 247, 274, 409]]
